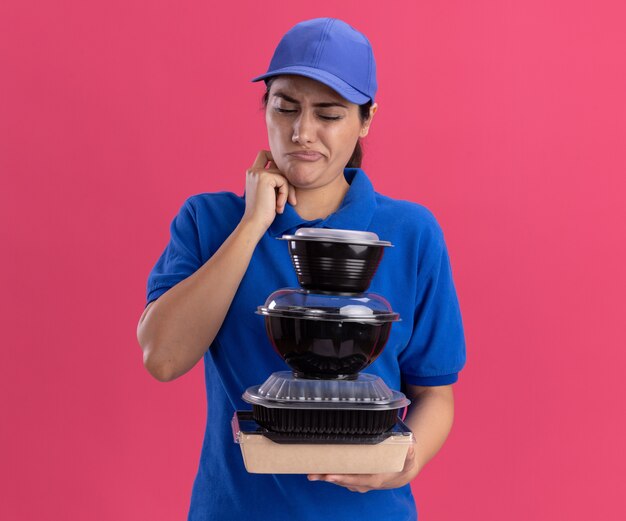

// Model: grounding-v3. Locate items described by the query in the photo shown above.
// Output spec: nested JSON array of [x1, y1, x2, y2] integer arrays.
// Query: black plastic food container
[[242, 372, 411, 435], [251, 404, 401, 435], [263, 314, 391, 379], [257, 290, 400, 379], [279, 228, 392, 293]]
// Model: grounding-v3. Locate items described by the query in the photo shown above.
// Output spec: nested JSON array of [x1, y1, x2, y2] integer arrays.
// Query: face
[[265, 75, 376, 190]]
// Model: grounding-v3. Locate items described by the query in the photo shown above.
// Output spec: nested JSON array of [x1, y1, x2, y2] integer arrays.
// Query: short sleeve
[[145, 198, 202, 306], [399, 229, 466, 386]]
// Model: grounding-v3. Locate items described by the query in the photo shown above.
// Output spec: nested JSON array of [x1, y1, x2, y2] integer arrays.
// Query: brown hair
[[261, 76, 372, 168]]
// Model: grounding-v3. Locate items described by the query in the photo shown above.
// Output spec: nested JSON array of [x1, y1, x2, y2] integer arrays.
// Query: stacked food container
[[232, 229, 414, 474]]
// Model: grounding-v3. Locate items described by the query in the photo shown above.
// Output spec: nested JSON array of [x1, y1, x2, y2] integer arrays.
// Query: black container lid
[[257, 288, 400, 323], [242, 371, 410, 411], [279, 227, 393, 247]]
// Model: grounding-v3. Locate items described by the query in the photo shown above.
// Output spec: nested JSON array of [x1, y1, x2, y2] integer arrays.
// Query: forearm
[[404, 385, 455, 472], [137, 218, 265, 381]]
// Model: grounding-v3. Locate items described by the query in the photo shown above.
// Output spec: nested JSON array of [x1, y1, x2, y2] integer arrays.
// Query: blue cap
[[251, 18, 377, 104]]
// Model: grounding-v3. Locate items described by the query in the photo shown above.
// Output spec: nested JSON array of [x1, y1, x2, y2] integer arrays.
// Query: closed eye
[[274, 107, 343, 121]]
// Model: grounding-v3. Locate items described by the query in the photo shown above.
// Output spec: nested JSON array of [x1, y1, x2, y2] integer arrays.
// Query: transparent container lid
[[279, 227, 392, 247], [257, 288, 400, 323], [242, 371, 411, 410]]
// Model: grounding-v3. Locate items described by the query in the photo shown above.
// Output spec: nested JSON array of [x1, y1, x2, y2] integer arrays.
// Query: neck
[[293, 172, 350, 221]]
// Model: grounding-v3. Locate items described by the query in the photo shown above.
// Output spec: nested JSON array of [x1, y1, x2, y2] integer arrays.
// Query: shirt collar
[[268, 168, 377, 237]]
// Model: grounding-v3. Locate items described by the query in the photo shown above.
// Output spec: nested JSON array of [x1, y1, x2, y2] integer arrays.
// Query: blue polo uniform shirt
[[146, 168, 466, 521]]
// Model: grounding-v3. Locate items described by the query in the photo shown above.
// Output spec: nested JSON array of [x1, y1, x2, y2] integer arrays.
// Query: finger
[[275, 179, 289, 214], [265, 165, 296, 206], [251, 150, 273, 170], [324, 474, 374, 487], [250, 157, 285, 179], [253, 161, 282, 176], [403, 444, 417, 472], [347, 486, 369, 494], [328, 479, 372, 493], [288, 184, 297, 206]]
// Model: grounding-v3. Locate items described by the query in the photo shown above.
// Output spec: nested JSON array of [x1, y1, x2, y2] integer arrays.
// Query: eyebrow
[[272, 91, 348, 109]]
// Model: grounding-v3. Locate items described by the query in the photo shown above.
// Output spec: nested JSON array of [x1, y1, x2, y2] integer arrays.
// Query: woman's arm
[[307, 384, 455, 492], [137, 151, 295, 382], [404, 384, 455, 470], [137, 218, 265, 382]]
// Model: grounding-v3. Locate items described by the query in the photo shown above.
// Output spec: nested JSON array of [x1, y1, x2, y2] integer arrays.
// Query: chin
[[285, 165, 325, 188]]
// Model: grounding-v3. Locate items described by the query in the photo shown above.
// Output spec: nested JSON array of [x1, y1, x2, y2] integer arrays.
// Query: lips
[[288, 151, 324, 161]]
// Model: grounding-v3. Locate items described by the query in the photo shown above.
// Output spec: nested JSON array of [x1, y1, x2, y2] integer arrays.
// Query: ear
[[359, 103, 378, 138]]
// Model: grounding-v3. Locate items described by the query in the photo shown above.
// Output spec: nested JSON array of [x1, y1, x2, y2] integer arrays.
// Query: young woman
[[137, 17, 465, 521]]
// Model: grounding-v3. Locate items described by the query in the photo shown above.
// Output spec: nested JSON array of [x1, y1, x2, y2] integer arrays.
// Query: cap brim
[[251, 65, 371, 105]]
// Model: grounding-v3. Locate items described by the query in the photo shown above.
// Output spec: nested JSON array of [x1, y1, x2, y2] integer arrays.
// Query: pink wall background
[[2, 1, 625, 519]]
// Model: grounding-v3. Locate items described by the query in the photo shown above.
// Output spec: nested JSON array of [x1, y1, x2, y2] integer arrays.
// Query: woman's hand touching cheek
[[241, 150, 297, 236]]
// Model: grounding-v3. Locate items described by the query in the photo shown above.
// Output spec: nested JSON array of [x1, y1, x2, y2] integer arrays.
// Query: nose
[[292, 110, 316, 145]]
